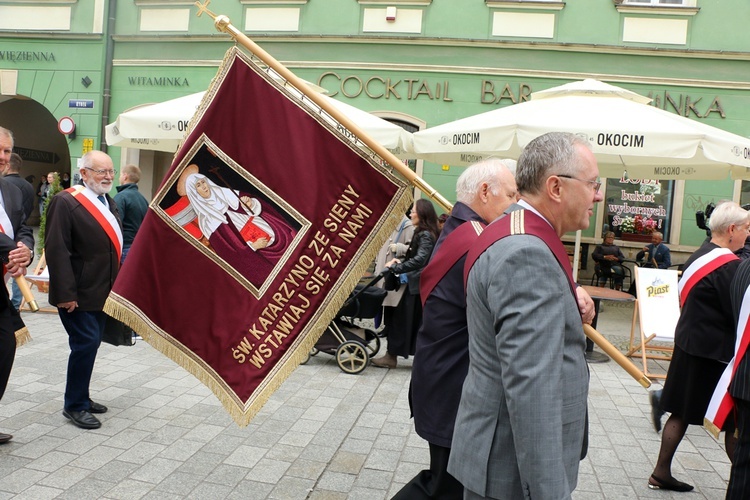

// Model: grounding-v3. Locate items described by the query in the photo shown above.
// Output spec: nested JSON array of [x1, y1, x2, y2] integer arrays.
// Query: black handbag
[[102, 314, 134, 346], [382, 269, 401, 291]]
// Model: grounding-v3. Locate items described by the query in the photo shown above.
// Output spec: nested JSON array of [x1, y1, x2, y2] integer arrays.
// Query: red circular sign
[[58, 116, 76, 135]]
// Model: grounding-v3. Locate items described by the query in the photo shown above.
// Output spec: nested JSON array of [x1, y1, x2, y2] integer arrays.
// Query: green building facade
[[2, 0, 749, 261]]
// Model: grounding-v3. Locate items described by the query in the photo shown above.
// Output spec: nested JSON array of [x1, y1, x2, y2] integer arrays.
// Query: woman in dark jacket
[[648, 201, 750, 492], [373, 199, 439, 368]]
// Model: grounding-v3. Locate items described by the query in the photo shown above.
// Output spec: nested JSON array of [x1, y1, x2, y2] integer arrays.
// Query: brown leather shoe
[[371, 352, 397, 368], [0, 433, 12, 444]]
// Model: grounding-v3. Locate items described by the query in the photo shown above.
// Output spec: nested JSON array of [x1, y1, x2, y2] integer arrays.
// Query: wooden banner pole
[[15, 276, 38, 312], [585, 324, 651, 388]]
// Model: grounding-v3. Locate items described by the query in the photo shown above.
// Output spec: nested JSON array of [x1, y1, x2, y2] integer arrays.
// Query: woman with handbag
[[372, 199, 439, 368]]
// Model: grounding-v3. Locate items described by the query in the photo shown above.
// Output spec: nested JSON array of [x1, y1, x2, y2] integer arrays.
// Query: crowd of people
[[374, 131, 750, 499]]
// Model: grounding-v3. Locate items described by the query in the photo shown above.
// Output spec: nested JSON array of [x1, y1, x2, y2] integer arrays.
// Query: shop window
[[601, 177, 675, 242], [615, 0, 699, 13]]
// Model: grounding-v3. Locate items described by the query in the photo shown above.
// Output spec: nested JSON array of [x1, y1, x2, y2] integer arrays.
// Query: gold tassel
[[14, 327, 31, 347], [703, 417, 721, 439]]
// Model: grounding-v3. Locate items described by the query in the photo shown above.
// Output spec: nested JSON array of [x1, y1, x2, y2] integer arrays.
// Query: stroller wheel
[[310, 347, 319, 356], [336, 340, 369, 374], [299, 350, 311, 365], [363, 329, 381, 357]]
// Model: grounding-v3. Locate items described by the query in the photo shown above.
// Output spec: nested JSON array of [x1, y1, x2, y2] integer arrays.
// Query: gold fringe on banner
[[703, 417, 722, 439], [14, 327, 31, 347], [104, 188, 413, 427]]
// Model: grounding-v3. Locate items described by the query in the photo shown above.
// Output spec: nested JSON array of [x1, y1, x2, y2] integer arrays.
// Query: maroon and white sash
[[419, 220, 485, 306], [67, 186, 123, 263], [464, 208, 576, 298], [678, 247, 738, 307], [705, 284, 750, 437]]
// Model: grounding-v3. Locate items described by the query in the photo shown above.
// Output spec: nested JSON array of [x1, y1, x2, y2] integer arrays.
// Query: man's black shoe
[[0, 432, 12, 444], [88, 400, 108, 414], [62, 409, 101, 429]]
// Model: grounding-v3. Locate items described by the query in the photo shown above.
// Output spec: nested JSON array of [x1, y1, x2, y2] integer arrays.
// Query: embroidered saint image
[[159, 141, 304, 293]]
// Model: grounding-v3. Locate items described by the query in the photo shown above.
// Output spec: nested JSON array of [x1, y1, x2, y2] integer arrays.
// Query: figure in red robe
[[185, 173, 296, 287]]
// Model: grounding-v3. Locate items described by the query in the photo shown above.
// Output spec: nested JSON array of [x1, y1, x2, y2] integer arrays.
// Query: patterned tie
[[98, 195, 106, 206]]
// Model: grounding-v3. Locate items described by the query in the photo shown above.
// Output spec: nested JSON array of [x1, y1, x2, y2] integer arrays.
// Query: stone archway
[[0, 96, 71, 225]]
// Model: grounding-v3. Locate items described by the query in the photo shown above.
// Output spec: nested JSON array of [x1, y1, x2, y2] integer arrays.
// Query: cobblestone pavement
[[0, 295, 731, 499]]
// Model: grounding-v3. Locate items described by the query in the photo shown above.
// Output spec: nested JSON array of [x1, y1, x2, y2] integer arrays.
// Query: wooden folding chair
[[625, 267, 679, 380], [19, 250, 57, 314]]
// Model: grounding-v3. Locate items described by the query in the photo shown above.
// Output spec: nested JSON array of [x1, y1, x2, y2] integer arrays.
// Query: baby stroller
[[308, 273, 386, 374]]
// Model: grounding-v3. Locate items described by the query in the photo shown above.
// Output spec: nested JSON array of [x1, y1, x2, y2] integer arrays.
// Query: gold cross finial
[[195, 0, 216, 19]]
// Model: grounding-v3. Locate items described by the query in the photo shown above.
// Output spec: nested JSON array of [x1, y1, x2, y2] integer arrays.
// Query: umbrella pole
[[195, 3, 452, 214]]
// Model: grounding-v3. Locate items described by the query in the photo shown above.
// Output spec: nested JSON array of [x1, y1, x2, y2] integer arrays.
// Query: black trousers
[[0, 305, 16, 401], [728, 399, 750, 499], [391, 442, 463, 500]]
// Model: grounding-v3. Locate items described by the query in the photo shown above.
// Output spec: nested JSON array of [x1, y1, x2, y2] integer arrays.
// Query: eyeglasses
[[556, 174, 601, 193], [84, 167, 115, 177]]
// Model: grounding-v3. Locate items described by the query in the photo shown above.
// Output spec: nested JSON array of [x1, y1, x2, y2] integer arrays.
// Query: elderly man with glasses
[[45, 150, 123, 430], [449, 132, 603, 499]]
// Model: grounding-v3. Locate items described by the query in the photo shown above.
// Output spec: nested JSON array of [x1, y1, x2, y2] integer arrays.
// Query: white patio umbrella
[[412, 79, 750, 181], [106, 91, 414, 157]]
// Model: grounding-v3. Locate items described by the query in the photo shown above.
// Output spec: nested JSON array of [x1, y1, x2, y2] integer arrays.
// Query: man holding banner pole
[[46, 150, 122, 430], [391, 159, 519, 499], [449, 132, 602, 499], [394, 158, 596, 499]]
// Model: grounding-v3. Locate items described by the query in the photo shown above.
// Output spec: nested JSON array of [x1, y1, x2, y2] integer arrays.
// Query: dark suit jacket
[[410, 201, 483, 447], [0, 178, 35, 312], [3, 174, 34, 222], [636, 242, 671, 269], [45, 189, 121, 311], [730, 258, 750, 402], [676, 241, 739, 362], [388, 229, 435, 295]]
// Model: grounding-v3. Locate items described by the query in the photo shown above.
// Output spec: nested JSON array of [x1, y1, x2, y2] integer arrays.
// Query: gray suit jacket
[[448, 230, 589, 499]]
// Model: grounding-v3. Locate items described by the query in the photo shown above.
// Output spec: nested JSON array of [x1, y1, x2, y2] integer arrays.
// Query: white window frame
[[623, 0, 696, 6], [486, 1, 565, 11]]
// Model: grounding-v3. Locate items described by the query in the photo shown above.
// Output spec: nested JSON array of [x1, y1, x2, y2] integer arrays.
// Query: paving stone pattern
[[0, 293, 731, 499]]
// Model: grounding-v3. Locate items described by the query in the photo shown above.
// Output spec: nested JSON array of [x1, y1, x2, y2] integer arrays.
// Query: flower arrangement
[[620, 216, 635, 233], [620, 215, 657, 235]]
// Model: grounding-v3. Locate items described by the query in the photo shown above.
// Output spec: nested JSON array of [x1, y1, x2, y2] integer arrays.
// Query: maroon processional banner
[[104, 47, 412, 426]]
